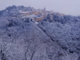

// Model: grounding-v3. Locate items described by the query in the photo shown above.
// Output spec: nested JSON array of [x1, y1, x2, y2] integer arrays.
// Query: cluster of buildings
[[9, 7, 54, 22], [19, 8, 53, 21]]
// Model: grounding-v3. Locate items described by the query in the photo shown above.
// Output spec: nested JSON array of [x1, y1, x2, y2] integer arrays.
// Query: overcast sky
[[0, 0, 80, 16]]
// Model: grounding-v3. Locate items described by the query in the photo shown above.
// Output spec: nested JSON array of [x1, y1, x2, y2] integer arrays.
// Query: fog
[[0, 0, 80, 16]]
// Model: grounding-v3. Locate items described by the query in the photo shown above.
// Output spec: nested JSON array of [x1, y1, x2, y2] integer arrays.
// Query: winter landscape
[[0, 5, 80, 60]]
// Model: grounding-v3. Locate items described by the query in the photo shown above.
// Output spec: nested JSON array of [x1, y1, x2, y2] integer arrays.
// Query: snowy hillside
[[0, 6, 80, 60]]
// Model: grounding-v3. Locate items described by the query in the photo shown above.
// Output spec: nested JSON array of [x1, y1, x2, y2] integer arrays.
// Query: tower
[[44, 7, 46, 17]]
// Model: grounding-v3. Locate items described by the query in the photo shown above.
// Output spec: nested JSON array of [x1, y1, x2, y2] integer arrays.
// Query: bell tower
[[44, 7, 46, 17]]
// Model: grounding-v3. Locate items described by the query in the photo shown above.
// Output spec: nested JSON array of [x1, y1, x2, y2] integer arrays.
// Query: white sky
[[0, 0, 80, 16]]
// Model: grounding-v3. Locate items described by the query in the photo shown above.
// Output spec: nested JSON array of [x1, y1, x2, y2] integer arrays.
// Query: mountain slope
[[0, 6, 80, 60]]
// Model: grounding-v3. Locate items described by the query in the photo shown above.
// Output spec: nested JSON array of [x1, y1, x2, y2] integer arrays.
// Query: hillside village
[[4, 6, 54, 21], [19, 8, 47, 21], [0, 6, 68, 24], [18, 8, 54, 22]]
